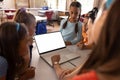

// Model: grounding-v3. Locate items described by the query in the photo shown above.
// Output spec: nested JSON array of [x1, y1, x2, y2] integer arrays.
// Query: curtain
[[93, 0, 105, 9], [66, 0, 75, 10]]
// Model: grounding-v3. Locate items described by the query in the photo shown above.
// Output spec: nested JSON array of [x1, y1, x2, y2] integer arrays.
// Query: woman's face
[[86, 18, 93, 45], [83, 14, 89, 24], [69, 6, 81, 21], [92, 11, 108, 44], [83, 17, 89, 24], [18, 32, 30, 65]]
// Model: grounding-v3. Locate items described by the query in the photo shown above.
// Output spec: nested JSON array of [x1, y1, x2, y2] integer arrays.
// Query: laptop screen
[[34, 31, 66, 54]]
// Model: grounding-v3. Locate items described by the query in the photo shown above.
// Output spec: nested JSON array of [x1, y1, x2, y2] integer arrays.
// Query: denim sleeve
[[0, 56, 8, 77]]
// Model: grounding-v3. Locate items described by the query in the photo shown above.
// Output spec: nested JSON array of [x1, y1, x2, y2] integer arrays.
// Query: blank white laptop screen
[[34, 32, 66, 54]]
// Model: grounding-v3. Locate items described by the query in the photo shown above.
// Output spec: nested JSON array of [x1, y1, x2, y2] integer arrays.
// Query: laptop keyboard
[[41, 47, 81, 65]]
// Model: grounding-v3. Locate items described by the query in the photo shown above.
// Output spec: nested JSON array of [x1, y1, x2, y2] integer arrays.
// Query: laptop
[[34, 31, 81, 66]]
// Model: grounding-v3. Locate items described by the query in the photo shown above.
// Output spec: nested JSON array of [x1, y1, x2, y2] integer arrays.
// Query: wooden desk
[[38, 9, 53, 17], [59, 16, 68, 19], [26, 8, 42, 11], [30, 42, 91, 80], [38, 9, 53, 13], [35, 16, 47, 22]]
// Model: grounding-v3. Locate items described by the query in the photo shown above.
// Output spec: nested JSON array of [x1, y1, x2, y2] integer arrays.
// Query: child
[[14, 8, 36, 65], [60, 1, 82, 45], [0, 22, 35, 80], [76, 7, 98, 49], [76, 13, 89, 49]]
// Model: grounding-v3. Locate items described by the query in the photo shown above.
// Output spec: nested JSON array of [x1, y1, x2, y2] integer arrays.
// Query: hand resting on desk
[[51, 55, 77, 80]]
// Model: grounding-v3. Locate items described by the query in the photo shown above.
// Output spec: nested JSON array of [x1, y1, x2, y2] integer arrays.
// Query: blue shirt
[[0, 56, 8, 77], [60, 19, 82, 44]]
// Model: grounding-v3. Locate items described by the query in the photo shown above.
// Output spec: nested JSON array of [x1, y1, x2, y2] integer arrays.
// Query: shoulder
[[78, 21, 82, 27], [71, 70, 98, 80], [61, 18, 67, 24], [0, 56, 8, 77]]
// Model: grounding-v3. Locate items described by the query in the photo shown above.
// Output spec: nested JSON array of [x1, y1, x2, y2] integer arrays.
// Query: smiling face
[[69, 6, 81, 21]]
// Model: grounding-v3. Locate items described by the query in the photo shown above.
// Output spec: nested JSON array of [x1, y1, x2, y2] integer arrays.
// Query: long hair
[[78, 0, 120, 74], [14, 8, 35, 28], [63, 1, 81, 33], [0, 22, 27, 80], [88, 7, 98, 23]]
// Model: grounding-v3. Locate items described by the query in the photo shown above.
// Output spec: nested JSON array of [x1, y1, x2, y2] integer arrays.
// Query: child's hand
[[76, 42, 84, 50], [51, 55, 60, 66], [76, 41, 83, 46], [26, 66, 35, 79], [65, 41, 72, 45], [59, 69, 75, 80], [20, 66, 35, 80]]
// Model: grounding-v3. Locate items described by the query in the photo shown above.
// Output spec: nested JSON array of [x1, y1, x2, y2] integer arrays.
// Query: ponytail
[[75, 14, 81, 33], [63, 15, 70, 29]]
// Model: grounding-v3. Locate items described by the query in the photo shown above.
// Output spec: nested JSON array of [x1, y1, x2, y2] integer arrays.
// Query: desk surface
[[38, 9, 53, 13], [30, 42, 91, 80], [30, 42, 58, 80], [59, 16, 68, 19]]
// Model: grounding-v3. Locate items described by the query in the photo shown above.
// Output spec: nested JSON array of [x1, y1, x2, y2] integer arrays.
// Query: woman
[[72, 0, 120, 80]]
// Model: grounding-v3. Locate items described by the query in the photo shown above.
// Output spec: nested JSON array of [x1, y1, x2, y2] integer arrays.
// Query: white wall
[[2, 0, 15, 9], [33, 0, 45, 8], [1, 0, 51, 9]]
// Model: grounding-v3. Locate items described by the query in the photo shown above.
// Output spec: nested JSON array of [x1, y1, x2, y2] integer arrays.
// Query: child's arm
[[19, 66, 35, 80]]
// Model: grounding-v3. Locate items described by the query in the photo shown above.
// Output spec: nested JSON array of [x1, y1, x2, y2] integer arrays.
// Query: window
[[46, 0, 94, 14], [14, 0, 30, 9], [47, 0, 57, 9], [58, 0, 66, 11], [47, 0, 66, 11], [77, 0, 94, 14]]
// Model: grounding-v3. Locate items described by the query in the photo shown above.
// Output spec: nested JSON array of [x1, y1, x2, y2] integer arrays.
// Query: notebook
[[34, 31, 81, 66]]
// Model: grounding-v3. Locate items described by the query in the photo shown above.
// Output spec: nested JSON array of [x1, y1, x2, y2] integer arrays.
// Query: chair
[[36, 21, 47, 35], [45, 11, 54, 27]]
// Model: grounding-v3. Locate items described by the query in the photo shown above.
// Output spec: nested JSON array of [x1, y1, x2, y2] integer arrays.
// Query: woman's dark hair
[[0, 22, 27, 80], [0, 0, 3, 2], [88, 7, 98, 23], [78, 0, 120, 75], [63, 1, 81, 33], [14, 8, 35, 28]]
